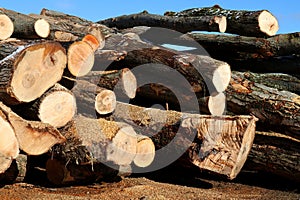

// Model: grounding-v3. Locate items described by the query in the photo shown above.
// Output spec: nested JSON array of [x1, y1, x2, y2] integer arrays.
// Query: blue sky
[[1, 0, 299, 34]]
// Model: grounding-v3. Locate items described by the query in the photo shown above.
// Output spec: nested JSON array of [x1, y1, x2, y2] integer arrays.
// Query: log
[[0, 160, 18, 184], [133, 135, 155, 168], [98, 10, 227, 33], [107, 102, 257, 179], [226, 71, 300, 139], [0, 40, 67, 104], [0, 10, 14, 40], [82, 34, 101, 51], [165, 6, 279, 37], [13, 83, 76, 128], [53, 115, 137, 167], [185, 32, 300, 60], [0, 102, 65, 156], [67, 41, 94, 77], [245, 131, 300, 182], [80, 68, 137, 99], [70, 79, 116, 116], [0, 8, 50, 39], [98, 33, 231, 96]]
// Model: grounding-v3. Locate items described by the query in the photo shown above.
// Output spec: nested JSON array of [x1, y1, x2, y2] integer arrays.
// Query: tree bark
[[0, 40, 67, 104], [80, 68, 137, 99], [245, 131, 300, 182], [107, 101, 257, 179], [226, 71, 300, 139], [0, 102, 66, 156], [98, 11, 227, 33], [0, 8, 50, 39], [13, 84, 76, 128], [165, 6, 279, 37], [0, 10, 14, 40]]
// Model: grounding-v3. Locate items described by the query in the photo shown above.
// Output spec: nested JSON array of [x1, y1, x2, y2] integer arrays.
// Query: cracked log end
[[258, 10, 279, 36], [0, 14, 14, 40], [68, 41, 95, 77]]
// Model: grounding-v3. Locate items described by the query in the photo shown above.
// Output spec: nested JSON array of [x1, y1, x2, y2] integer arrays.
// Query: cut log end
[[212, 62, 231, 93], [34, 18, 50, 38], [11, 42, 67, 102], [208, 92, 226, 116], [0, 14, 14, 40], [87, 26, 105, 49], [258, 10, 279, 36], [82, 34, 100, 51], [95, 89, 116, 115], [214, 16, 227, 33], [0, 155, 13, 174], [133, 135, 155, 168], [120, 68, 137, 99], [68, 41, 95, 77], [39, 90, 76, 128]]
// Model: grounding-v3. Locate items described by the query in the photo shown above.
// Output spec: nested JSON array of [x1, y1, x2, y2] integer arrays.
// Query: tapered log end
[[212, 62, 231, 93], [34, 18, 50, 38], [120, 68, 137, 99], [208, 92, 226, 116], [258, 10, 279, 36], [11, 42, 67, 102], [39, 86, 76, 128], [133, 135, 155, 168], [68, 41, 95, 77], [215, 16, 227, 33], [0, 14, 14, 40], [95, 89, 116, 115]]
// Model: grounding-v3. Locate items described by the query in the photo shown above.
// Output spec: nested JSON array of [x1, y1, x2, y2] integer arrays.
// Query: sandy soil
[[0, 165, 299, 200]]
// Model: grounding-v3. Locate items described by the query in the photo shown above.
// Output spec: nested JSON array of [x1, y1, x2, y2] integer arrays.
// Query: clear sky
[[1, 0, 299, 34]]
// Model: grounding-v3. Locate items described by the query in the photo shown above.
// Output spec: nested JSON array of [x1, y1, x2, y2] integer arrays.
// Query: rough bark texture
[[107, 102, 257, 179], [245, 131, 300, 182], [98, 11, 227, 33], [165, 6, 278, 37], [226, 71, 300, 139], [0, 40, 67, 104], [0, 8, 50, 39]]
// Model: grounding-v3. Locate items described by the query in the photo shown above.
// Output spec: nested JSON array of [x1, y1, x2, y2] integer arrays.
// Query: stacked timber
[[0, 5, 298, 187]]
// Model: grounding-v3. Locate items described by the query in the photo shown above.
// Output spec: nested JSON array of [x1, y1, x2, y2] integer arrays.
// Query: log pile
[[0, 5, 299, 187]]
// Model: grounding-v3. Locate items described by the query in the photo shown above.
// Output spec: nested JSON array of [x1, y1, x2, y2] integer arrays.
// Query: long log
[[12, 83, 76, 128], [107, 102, 257, 179], [97, 33, 231, 96], [226, 71, 300, 139], [165, 6, 279, 37], [245, 131, 300, 182], [0, 102, 65, 156], [98, 10, 227, 33], [0, 8, 50, 39], [0, 40, 67, 104]]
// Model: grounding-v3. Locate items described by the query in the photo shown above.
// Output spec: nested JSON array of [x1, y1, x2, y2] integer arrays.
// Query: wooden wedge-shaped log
[[0, 40, 67, 104]]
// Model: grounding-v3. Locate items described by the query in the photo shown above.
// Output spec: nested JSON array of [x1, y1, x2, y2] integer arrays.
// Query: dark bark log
[[107, 102, 257, 179], [0, 40, 67, 104], [245, 131, 300, 182], [226, 71, 300, 139], [98, 11, 227, 33], [0, 102, 66, 156], [0, 8, 50, 39], [12, 84, 76, 128], [165, 6, 278, 37], [185, 32, 300, 60]]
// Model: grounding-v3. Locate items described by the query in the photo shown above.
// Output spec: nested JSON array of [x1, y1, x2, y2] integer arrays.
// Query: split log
[[80, 68, 137, 99], [165, 6, 279, 37], [0, 102, 65, 156], [67, 41, 94, 77], [13, 83, 76, 128], [185, 32, 300, 60], [70, 79, 116, 116], [245, 131, 300, 182], [0, 8, 50, 39], [107, 102, 257, 179], [52, 115, 137, 167], [0, 10, 14, 40], [226, 71, 300, 139], [0, 40, 67, 104], [98, 10, 227, 33], [133, 135, 155, 168], [98, 33, 231, 96]]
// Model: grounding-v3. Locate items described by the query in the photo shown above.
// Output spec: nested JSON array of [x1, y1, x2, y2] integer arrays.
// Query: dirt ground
[[0, 165, 299, 200]]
